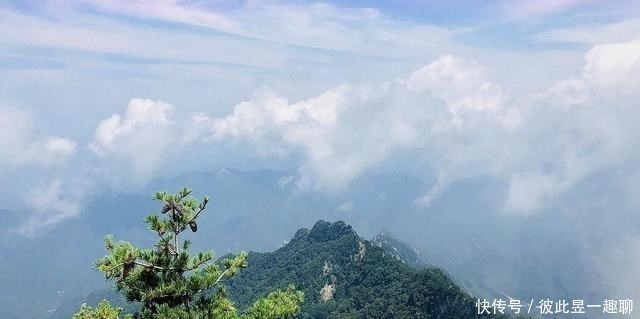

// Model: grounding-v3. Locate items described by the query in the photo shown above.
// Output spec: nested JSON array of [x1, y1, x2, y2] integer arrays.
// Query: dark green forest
[[225, 220, 504, 319]]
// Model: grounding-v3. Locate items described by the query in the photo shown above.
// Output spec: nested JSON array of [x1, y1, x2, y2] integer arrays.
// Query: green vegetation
[[73, 301, 131, 319], [75, 188, 303, 319], [226, 220, 504, 318]]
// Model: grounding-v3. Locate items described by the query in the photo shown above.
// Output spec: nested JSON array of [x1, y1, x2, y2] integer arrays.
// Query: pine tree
[[73, 300, 132, 319], [79, 187, 303, 318]]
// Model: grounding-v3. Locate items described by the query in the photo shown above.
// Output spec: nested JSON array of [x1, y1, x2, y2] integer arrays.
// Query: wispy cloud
[[80, 0, 233, 29], [14, 179, 82, 237], [0, 2, 464, 66], [502, 0, 598, 19], [534, 18, 640, 45], [0, 107, 77, 170]]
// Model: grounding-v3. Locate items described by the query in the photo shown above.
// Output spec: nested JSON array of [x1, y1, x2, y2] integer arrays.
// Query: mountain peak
[[227, 220, 489, 318], [293, 220, 357, 243]]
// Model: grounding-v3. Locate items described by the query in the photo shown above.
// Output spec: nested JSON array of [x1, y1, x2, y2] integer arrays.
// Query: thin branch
[[212, 268, 230, 286], [177, 203, 207, 233]]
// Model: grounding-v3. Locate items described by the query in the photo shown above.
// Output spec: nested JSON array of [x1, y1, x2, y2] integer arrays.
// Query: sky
[[1, 0, 640, 238]]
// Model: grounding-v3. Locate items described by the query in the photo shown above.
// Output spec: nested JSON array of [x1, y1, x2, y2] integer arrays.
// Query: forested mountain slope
[[226, 220, 500, 319]]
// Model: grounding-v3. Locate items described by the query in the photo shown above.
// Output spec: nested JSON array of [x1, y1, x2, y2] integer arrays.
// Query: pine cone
[[189, 221, 198, 232]]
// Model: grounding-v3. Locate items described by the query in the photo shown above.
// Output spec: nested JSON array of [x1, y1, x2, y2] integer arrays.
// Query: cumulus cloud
[[192, 54, 517, 193], [91, 98, 172, 154], [189, 39, 640, 215], [582, 39, 640, 88], [500, 39, 640, 213], [406, 55, 514, 129], [90, 98, 176, 182], [407, 40, 640, 214], [197, 84, 418, 190]]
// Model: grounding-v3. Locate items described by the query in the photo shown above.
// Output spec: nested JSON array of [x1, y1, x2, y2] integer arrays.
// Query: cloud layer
[[181, 39, 640, 216], [1, 0, 639, 233]]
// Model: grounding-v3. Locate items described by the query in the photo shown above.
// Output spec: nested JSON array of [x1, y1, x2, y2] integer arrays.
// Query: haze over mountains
[[0, 168, 630, 319]]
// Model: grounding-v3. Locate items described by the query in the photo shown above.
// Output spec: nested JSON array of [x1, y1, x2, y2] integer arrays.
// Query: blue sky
[[1, 0, 640, 241]]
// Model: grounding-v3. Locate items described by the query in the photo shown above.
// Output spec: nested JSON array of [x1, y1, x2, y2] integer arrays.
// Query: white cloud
[[81, 0, 232, 29], [582, 39, 640, 88], [193, 55, 509, 191], [190, 38, 640, 214], [407, 55, 512, 128], [45, 137, 77, 156], [0, 107, 77, 169], [90, 98, 176, 182], [3, 1, 640, 224], [500, 39, 640, 213], [407, 55, 485, 94], [15, 180, 82, 237], [0, 1, 464, 72], [91, 98, 172, 154], [503, 0, 597, 19], [0, 7, 288, 70], [535, 18, 640, 45], [200, 84, 418, 190], [79, 0, 459, 59]]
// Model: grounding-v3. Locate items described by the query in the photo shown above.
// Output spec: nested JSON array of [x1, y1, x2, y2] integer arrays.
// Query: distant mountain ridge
[[371, 232, 427, 269]]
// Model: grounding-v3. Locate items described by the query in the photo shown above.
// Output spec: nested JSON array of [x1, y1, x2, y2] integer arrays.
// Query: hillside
[[225, 220, 498, 319]]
